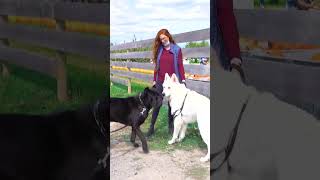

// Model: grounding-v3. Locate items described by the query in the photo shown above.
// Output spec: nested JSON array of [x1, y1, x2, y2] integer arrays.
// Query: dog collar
[[93, 100, 107, 140], [138, 93, 147, 115]]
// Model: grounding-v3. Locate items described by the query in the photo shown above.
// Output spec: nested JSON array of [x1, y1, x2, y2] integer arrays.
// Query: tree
[[185, 40, 209, 48]]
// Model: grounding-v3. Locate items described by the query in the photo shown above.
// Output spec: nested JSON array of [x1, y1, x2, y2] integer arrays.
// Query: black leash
[[110, 125, 128, 133], [172, 90, 190, 119], [93, 100, 107, 139], [231, 64, 246, 84], [211, 95, 250, 174], [92, 100, 109, 171]]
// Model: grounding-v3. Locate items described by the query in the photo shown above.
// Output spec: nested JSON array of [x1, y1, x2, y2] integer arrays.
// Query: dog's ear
[[171, 73, 178, 83], [165, 73, 170, 81]]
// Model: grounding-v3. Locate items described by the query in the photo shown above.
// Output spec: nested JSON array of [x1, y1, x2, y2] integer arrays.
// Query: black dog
[[110, 87, 162, 153], [146, 83, 174, 137], [0, 98, 109, 180]]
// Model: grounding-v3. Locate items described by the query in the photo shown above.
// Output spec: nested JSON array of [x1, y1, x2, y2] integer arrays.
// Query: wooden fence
[[0, 0, 107, 101], [235, 9, 320, 118], [110, 28, 210, 97]]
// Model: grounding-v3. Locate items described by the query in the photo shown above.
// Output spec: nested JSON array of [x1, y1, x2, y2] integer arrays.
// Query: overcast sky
[[110, 0, 210, 45]]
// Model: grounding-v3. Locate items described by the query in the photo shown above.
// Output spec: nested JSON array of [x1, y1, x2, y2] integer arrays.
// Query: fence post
[[55, 19, 68, 101], [127, 78, 132, 94], [127, 66, 132, 94], [0, 15, 10, 77]]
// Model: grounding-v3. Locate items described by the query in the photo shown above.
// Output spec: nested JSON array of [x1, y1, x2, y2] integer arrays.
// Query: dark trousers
[[211, 0, 231, 71], [147, 82, 174, 135]]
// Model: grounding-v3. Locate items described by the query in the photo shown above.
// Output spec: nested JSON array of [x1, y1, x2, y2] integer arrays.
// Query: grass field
[[111, 80, 207, 151], [0, 42, 107, 114]]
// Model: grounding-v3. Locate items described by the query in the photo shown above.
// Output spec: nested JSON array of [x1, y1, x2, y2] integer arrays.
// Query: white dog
[[162, 73, 210, 162], [212, 64, 320, 180]]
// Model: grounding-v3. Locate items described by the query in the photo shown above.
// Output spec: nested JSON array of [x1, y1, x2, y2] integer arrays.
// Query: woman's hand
[[182, 80, 186, 87], [152, 81, 156, 86]]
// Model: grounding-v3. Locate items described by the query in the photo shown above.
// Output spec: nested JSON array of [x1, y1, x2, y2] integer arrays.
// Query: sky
[[110, 0, 210, 45]]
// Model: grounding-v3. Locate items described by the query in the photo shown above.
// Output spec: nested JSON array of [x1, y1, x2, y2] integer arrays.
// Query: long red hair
[[152, 29, 176, 65]]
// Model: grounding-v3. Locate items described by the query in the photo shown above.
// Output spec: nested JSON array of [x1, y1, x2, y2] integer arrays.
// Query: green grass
[[0, 42, 107, 114], [254, 0, 286, 7], [111, 81, 207, 151]]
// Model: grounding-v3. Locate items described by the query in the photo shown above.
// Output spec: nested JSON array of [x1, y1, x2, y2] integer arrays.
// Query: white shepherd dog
[[212, 63, 320, 180], [162, 73, 210, 162]]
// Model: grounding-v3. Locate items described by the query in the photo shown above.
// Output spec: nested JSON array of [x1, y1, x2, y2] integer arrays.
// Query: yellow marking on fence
[[130, 68, 153, 74], [111, 66, 129, 71], [9, 16, 108, 35], [111, 66, 211, 80]]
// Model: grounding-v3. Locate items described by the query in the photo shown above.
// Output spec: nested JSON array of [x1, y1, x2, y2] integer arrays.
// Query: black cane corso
[[0, 98, 109, 180], [110, 87, 163, 153]]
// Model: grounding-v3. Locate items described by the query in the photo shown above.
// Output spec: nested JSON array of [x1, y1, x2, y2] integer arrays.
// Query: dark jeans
[[211, 0, 231, 71], [147, 82, 174, 136]]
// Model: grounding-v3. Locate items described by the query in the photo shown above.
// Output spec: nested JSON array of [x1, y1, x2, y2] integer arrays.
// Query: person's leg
[[168, 101, 174, 135], [146, 83, 163, 137]]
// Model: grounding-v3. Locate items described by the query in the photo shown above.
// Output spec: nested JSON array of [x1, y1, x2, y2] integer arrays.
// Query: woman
[[146, 29, 186, 137], [212, 0, 245, 81]]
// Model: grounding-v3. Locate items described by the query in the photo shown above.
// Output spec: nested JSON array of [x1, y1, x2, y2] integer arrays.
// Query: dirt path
[[110, 122, 210, 180]]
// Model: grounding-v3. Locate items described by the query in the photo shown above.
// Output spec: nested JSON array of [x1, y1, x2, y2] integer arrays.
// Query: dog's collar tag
[[139, 93, 147, 115], [141, 107, 146, 115]]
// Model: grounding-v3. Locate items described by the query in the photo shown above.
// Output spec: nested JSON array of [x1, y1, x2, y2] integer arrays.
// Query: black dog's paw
[[133, 143, 139, 148]]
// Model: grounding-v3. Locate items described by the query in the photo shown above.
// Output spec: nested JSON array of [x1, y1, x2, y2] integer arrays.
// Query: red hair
[[152, 29, 176, 65]]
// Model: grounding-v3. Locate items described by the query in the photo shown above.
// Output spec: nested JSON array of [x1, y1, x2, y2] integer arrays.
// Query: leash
[[231, 64, 247, 84], [110, 125, 128, 133], [172, 90, 190, 119], [211, 95, 251, 174], [93, 100, 107, 139], [92, 100, 109, 171]]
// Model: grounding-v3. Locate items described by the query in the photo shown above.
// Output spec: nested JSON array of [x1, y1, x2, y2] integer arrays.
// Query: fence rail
[[0, 23, 106, 60], [111, 28, 209, 51], [0, 1, 108, 101], [234, 9, 320, 118], [110, 47, 210, 59], [110, 28, 210, 97], [110, 61, 210, 97], [0, 1, 108, 24], [235, 9, 320, 45]]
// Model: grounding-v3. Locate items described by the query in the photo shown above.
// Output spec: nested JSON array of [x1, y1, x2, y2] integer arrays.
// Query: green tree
[[185, 40, 209, 48]]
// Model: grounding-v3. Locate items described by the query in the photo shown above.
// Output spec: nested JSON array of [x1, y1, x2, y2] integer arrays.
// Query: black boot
[[146, 104, 162, 137]]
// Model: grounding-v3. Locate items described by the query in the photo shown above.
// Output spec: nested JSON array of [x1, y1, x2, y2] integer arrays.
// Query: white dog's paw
[[168, 139, 176, 145], [200, 156, 209, 162]]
